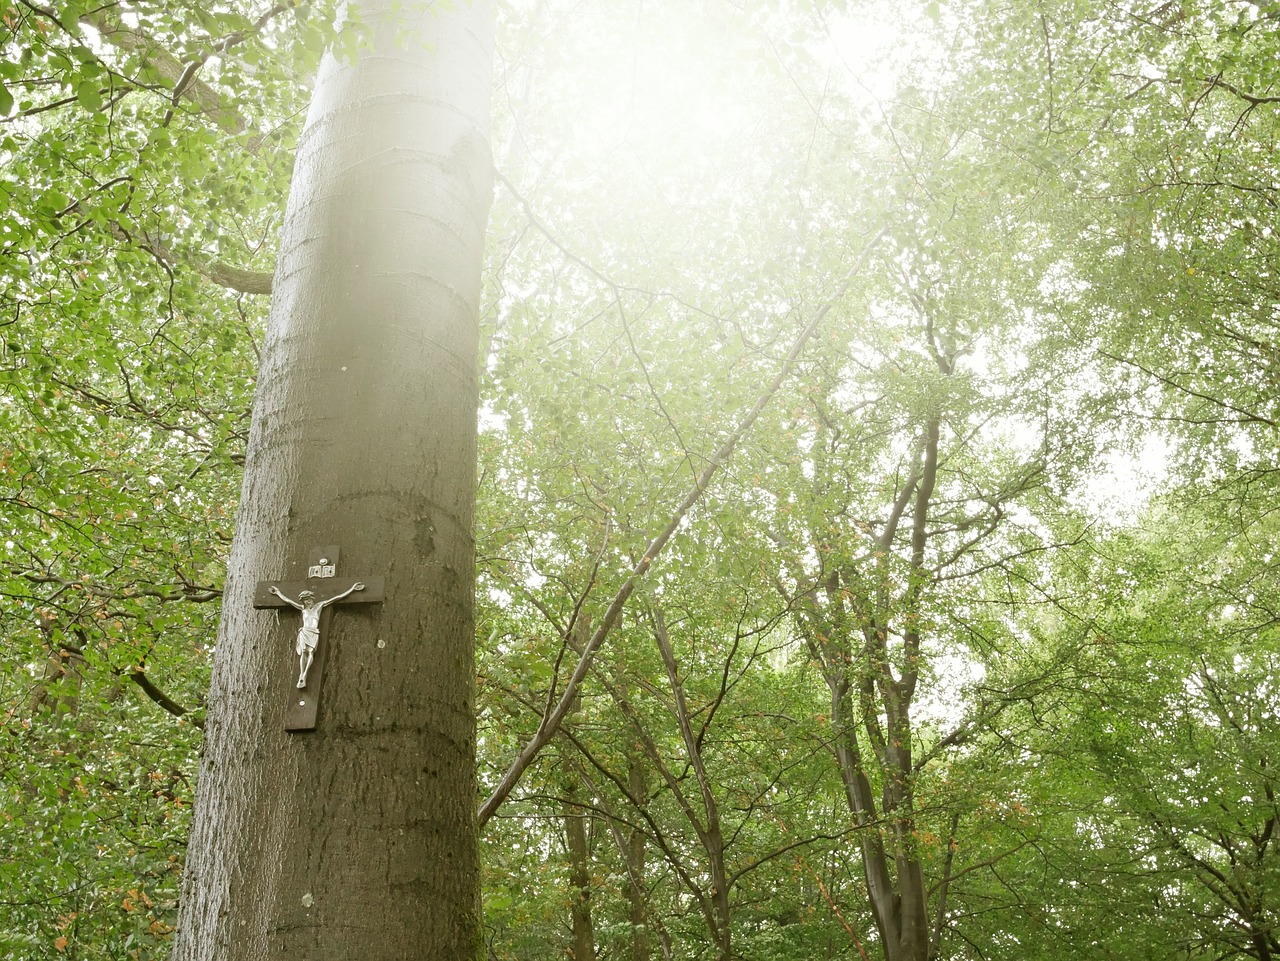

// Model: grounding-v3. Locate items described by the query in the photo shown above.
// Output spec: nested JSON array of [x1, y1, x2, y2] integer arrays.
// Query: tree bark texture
[[623, 753, 651, 961], [171, 2, 493, 959], [563, 788, 597, 961]]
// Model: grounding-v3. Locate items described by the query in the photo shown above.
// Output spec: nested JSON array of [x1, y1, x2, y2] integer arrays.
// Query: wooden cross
[[255, 545, 384, 731]]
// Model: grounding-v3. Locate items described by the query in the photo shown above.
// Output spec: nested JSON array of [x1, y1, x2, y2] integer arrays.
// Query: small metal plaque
[[308, 557, 336, 578]]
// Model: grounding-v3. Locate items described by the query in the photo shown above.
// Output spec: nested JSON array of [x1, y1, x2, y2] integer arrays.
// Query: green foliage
[[0, 0, 339, 955], [0, 692, 198, 960], [6, 0, 1280, 958]]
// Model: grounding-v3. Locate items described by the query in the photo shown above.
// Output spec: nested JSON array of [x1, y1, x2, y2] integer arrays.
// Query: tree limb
[[82, 9, 247, 134], [129, 667, 204, 728]]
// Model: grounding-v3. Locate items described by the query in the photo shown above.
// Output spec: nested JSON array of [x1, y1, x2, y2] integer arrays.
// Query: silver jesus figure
[[269, 582, 366, 688]]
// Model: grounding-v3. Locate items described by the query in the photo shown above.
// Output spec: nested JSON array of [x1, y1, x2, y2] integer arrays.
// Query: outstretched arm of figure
[[269, 586, 304, 610], [320, 581, 366, 607]]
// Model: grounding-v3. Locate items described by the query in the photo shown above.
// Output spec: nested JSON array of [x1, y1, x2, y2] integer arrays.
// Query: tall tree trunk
[[563, 785, 597, 961], [171, 2, 493, 959], [623, 752, 651, 961]]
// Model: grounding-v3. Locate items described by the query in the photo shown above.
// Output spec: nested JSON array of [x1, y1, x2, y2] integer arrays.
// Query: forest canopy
[[2, 0, 1279, 959]]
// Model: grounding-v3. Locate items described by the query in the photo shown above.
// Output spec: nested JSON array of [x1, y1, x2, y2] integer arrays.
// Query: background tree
[[7, 0, 1280, 959]]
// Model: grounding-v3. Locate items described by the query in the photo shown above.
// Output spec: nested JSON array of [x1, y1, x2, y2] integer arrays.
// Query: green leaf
[[58, 0, 84, 32], [0, 82, 12, 117], [75, 81, 101, 112]]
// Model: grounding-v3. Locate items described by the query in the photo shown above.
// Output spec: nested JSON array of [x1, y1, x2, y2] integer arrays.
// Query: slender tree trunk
[[798, 400, 943, 961], [825, 647, 931, 961], [171, 2, 493, 959], [651, 608, 733, 961], [623, 753, 652, 961], [563, 786, 597, 961]]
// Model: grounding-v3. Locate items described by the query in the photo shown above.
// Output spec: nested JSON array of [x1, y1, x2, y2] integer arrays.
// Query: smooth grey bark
[[171, 2, 493, 959]]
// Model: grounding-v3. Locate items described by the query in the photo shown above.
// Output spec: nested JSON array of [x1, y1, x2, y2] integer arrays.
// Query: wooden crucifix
[[255, 545, 384, 731]]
